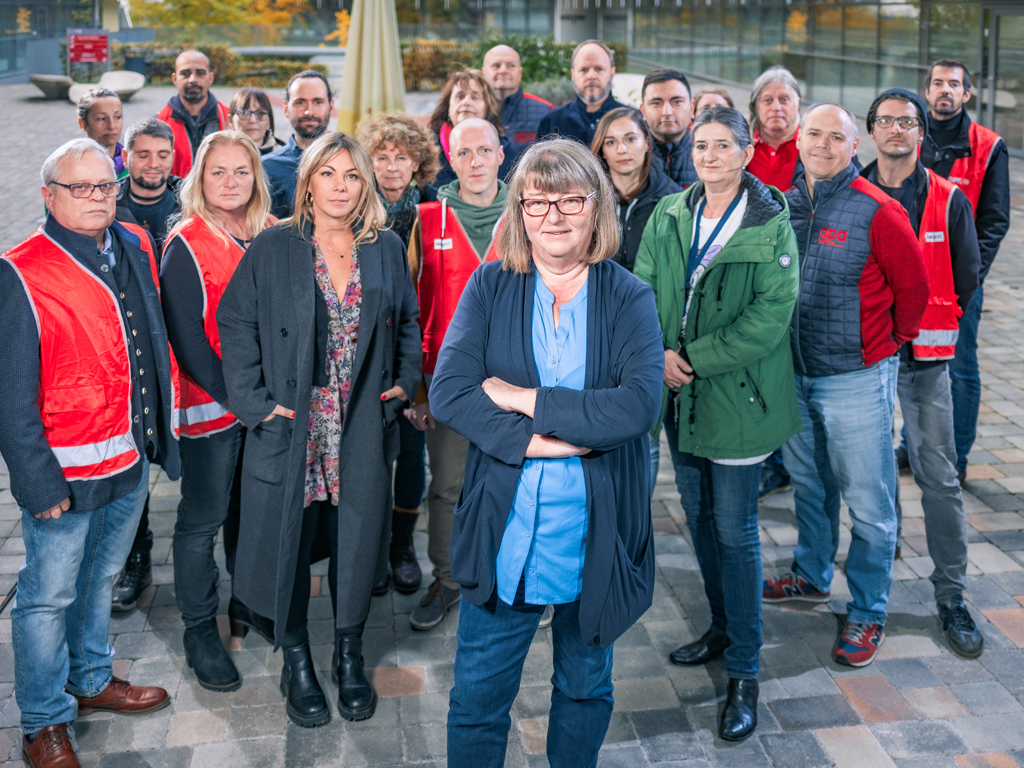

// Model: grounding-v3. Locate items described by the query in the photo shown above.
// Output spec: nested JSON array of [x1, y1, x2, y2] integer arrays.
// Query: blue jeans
[[949, 284, 983, 472], [664, 416, 762, 679], [782, 359, 898, 626], [12, 460, 150, 733], [448, 598, 614, 768]]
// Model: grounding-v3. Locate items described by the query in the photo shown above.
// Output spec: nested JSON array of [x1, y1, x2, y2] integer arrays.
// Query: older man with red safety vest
[[920, 59, 1010, 486], [863, 88, 982, 660], [157, 50, 230, 178], [0, 138, 181, 768], [403, 117, 505, 633]]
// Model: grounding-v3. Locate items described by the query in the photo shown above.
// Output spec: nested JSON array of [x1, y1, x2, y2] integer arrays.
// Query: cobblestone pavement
[[1, 83, 1024, 767]]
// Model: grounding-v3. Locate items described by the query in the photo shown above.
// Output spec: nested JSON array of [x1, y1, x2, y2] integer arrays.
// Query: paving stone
[[875, 634, 944, 660], [343, 726, 404, 766], [952, 755, 1020, 768], [836, 676, 916, 723], [951, 681, 1023, 715], [928, 655, 996, 684], [970, 544, 1024, 574], [164, 709, 229, 747], [950, 713, 1024, 752], [281, 720, 345, 767], [900, 686, 970, 719], [404, 723, 447, 761], [601, 712, 636, 746], [769, 694, 862, 731], [893, 759, 959, 768], [630, 708, 702, 761], [779, 668, 842, 698], [982, 609, 1024, 647], [189, 737, 284, 768], [876, 658, 945, 689], [871, 720, 969, 759], [595, 744, 650, 768], [758, 731, 832, 768], [815, 725, 898, 768], [979, 650, 1024, 695], [399, 691, 449, 725], [366, 665, 426, 697], [703, 737, 772, 767], [100, 747, 194, 768]]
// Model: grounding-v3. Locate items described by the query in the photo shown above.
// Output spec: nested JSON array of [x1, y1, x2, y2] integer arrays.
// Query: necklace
[[317, 234, 353, 259]]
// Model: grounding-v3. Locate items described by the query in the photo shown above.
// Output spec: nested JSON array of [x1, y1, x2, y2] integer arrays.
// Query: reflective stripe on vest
[[3, 230, 147, 480], [416, 200, 501, 376], [912, 169, 961, 362], [947, 121, 1001, 217], [157, 102, 231, 179], [172, 217, 243, 438]]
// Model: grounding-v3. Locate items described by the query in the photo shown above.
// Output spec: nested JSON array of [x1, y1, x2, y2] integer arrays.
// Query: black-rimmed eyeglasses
[[873, 116, 920, 130], [47, 180, 122, 198], [235, 108, 270, 120], [520, 192, 596, 217]]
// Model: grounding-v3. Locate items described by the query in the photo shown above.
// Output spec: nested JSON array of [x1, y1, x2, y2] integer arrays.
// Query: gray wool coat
[[217, 221, 421, 643]]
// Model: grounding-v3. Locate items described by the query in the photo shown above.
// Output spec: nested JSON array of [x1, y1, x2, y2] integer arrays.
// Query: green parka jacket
[[634, 171, 803, 459]]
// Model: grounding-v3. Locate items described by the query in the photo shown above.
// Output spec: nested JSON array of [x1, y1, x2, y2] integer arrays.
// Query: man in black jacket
[[536, 40, 624, 146], [863, 88, 983, 659], [920, 59, 1010, 483], [482, 44, 553, 150], [640, 68, 698, 188]]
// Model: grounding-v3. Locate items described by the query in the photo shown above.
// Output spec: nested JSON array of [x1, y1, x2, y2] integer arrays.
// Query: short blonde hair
[[288, 131, 386, 246], [498, 138, 620, 274], [169, 130, 270, 245], [356, 112, 441, 188]]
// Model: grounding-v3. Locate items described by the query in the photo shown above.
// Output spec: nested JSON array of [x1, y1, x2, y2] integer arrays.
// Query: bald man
[[536, 40, 625, 145], [404, 117, 507, 633], [157, 50, 230, 177], [763, 103, 929, 669], [482, 44, 552, 149]]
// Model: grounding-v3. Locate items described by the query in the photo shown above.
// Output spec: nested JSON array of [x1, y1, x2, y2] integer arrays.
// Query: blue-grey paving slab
[[949, 713, 1024, 752], [343, 726, 405, 766], [282, 721, 345, 768], [758, 732, 832, 768], [875, 658, 945, 689], [630, 709, 703, 762], [100, 747, 194, 768], [950, 681, 1024, 715], [602, 712, 637, 746], [768, 695, 861, 731], [1011, 749, 1024, 767], [703, 736, 772, 768], [870, 721, 968, 759], [596, 744, 651, 768], [926, 655, 996, 685], [893, 760, 959, 768]]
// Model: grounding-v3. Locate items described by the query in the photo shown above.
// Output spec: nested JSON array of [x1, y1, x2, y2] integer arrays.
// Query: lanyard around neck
[[687, 192, 742, 283]]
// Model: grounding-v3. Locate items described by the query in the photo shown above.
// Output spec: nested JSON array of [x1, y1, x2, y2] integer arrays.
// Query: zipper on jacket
[[792, 184, 818, 375], [716, 263, 728, 306], [743, 367, 768, 414]]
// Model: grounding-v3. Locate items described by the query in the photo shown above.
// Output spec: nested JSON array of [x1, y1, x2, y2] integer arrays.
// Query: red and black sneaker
[[832, 621, 885, 667], [762, 573, 831, 604]]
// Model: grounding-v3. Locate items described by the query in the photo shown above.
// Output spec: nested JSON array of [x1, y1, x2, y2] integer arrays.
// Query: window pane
[[929, 4, 980, 69], [879, 4, 919, 65]]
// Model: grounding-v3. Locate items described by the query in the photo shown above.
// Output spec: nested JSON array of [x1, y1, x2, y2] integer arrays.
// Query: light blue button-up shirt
[[495, 276, 589, 606]]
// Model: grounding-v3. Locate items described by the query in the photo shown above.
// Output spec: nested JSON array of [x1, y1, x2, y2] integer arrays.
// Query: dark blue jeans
[[448, 598, 614, 768], [394, 412, 426, 511], [949, 283, 983, 472], [664, 417, 763, 679]]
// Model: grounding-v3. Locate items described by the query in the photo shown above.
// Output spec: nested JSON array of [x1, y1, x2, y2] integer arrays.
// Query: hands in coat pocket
[[262, 404, 295, 422]]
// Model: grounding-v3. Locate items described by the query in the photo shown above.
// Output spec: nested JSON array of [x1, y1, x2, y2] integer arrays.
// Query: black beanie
[[868, 88, 929, 135]]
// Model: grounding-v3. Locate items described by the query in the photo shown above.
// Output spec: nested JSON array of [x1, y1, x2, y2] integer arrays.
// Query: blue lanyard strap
[[686, 192, 743, 284]]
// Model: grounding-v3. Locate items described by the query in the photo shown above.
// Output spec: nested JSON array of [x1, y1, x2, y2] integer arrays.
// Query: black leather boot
[[669, 629, 730, 666], [331, 633, 377, 721], [228, 596, 275, 643], [280, 644, 330, 728], [389, 508, 422, 594], [720, 678, 758, 742], [111, 548, 152, 612], [183, 618, 241, 692]]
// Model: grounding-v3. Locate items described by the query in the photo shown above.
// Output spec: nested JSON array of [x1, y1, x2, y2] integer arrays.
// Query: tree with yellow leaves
[[130, 0, 310, 45], [324, 9, 350, 47]]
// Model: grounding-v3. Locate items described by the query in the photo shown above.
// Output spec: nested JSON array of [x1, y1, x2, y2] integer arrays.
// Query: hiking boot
[[410, 579, 460, 631], [111, 550, 151, 612]]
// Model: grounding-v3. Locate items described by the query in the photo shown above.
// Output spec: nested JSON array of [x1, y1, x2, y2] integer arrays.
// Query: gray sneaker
[[939, 597, 984, 658], [410, 579, 460, 631]]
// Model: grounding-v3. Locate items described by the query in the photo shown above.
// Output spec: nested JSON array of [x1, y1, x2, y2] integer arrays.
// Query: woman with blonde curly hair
[[428, 69, 520, 186], [158, 130, 272, 694], [218, 131, 421, 727]]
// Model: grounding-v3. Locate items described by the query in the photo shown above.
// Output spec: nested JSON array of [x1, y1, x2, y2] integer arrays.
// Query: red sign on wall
[[68, 30, 109, 63]]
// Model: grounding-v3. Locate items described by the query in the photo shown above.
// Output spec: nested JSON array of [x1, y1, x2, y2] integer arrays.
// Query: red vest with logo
[[416, 200, 501, 376], [3, 222, 179, 480], [946, 121, 1001, 217], [157, 101, 231, 178], [171, 217, 244, 437], [913, 169, 961, 361]]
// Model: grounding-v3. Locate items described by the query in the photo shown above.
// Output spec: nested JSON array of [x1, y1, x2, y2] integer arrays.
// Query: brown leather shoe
[[72, 676, 169, 716], [22, 724, 80, 768]]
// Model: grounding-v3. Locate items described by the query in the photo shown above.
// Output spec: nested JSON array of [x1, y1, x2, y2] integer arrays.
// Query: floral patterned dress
[[304, 240, 362, 507]]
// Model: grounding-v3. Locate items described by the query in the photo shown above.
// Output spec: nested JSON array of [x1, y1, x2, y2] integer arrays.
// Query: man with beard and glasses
[[263, 70, 334, 218], [536, 40, 624, 146], [157, 50, 230, 178]]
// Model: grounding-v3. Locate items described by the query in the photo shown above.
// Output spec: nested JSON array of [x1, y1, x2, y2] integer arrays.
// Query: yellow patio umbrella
[[336, 0, 406, 134]]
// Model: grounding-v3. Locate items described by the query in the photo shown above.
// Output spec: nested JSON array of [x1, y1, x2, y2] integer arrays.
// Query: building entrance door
[[983, 6, 1024, 156]]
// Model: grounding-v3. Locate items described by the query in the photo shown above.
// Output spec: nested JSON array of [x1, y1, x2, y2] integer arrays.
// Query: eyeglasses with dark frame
[[234, 108, 270, 121], [872, 116, 921, 130], [47, 180, 122, 198], [520, 192, 597, 218]]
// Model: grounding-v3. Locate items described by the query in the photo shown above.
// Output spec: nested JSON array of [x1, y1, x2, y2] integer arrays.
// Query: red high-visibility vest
[[416, 199, 501, 376], [913, 169, 961, 362], [157, 101, 231, 178], [2, 222, 179, 480], [946, 121, 1002, 217], [169, 216, 244, 437]]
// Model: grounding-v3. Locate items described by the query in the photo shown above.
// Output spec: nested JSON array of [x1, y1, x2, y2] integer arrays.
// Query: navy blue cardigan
[[429, 259, 664, 647]]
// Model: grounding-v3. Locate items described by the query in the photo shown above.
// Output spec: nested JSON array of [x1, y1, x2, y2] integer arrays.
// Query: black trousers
[[282, 500, 344, 648]]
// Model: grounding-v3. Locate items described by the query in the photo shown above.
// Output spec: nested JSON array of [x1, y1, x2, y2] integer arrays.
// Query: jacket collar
[[794, 161, 858, 206], [676, 170, 785, 229], [169, 93, 219, 125], [923, 109, 971, 155]]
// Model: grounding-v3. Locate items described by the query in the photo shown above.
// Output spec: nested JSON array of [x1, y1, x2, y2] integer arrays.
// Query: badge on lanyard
[[434, 238, 453, 250]]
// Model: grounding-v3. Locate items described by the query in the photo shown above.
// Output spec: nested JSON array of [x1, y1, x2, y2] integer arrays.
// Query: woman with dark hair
[[634, 106, 801, 742], [77, 87, 126, 178], [228, 88, 285, 155], [591, 106, 681, 273], [428, 69, 519, 187], [431, 137, 663, 767], [218, 131, 421, 728]]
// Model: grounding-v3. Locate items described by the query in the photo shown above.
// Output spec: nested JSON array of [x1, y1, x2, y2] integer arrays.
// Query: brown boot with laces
[[22, 723, 80, 768]]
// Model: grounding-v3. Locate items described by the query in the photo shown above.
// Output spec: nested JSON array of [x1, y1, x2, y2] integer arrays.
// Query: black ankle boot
[[184, 618, 241, 692], [280, 644, 330, 727], [720, 678, 758, 742], [111, 548, 152, 612], [389, 509, 422, 594], [331, 634, 376, 721], [228, 596, 275, 643]]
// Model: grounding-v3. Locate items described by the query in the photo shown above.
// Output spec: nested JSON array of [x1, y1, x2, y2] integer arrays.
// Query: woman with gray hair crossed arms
[[428, 137, 664, 767]]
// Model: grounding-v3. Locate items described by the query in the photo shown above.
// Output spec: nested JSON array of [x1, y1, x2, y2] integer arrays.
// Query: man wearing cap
[[861, 88, 982, 658]]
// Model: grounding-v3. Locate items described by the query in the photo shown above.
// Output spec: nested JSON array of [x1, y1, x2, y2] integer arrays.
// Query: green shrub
[[521, 77, 576, 108]]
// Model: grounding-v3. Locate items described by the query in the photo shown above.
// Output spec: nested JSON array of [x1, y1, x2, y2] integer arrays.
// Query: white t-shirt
[[688, 192, 770, 467]]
